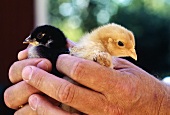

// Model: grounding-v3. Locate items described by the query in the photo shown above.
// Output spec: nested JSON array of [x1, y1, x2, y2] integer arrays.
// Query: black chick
[[23, 25, 69, 77]]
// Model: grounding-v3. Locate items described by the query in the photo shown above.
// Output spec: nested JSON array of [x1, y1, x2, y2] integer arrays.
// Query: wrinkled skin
[[4, 43, 170, 115]]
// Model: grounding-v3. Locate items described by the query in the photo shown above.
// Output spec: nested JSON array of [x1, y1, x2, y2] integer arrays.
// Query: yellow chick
[[70, 23, 137, 68], [62, 23, 137, 114]]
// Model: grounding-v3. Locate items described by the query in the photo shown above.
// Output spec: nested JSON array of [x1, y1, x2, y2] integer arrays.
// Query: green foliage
[[48, 0, 170, 78]]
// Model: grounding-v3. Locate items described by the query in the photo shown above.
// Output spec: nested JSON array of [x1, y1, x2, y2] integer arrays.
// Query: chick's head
[[92, 23, 137, 60], [23, 25, 67, 49]]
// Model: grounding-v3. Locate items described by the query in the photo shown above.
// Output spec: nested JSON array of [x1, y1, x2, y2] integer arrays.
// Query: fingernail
[[22, 66, 33, 81], [29, 96, 38, 111], [37, 60, 49, 71]]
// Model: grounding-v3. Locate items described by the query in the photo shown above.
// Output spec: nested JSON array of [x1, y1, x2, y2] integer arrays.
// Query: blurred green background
[[48, 0, 170, 79]]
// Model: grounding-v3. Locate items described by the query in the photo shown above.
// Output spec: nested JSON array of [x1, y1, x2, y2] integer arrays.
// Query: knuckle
[[105, 104, 124, 115], [70, 60, 87, 80], [57, 82, 76, 104], [32, 69, 44, 89]]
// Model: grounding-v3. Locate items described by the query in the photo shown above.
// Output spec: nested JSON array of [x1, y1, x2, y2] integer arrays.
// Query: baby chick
[[23, 25, 69, 77], [70, 23, 137, 68], [23, 25, 82, 114]]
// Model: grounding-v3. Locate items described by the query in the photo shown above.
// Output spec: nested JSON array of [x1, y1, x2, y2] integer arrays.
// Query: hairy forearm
[[159, 82, 170, 114]]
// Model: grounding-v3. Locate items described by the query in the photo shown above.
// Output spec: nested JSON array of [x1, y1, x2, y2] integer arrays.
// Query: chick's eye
[[118, 41, 124, 46], [37, 33, 45, 39]]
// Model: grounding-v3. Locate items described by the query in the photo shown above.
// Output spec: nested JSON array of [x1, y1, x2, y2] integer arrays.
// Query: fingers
[[14, 104, 37, 115], [14, 95, 73, 115], [22, 66, 107, 114], [4, 81, 39, 109], [9, 58, 52, 83], [4, 80, 60, 110], [28, 94, 74, 115], [57, 54, 125, 93]]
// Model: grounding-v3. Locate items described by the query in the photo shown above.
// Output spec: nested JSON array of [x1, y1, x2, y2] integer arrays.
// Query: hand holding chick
[[22, 23, 137, 114]]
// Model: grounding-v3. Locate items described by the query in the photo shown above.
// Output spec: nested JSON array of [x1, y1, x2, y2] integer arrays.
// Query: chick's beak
[[23, 35, 39, 46], [129, 49, 137, 61], [23, 35, 31, 44]]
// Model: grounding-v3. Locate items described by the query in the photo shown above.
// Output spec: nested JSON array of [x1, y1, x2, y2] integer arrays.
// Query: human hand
[[4, 39, 77, 115], [7, 54, 169, 115], [4, 54, 82, 115], [5, 37, 170, 115], [4, 56, 55, 114]]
